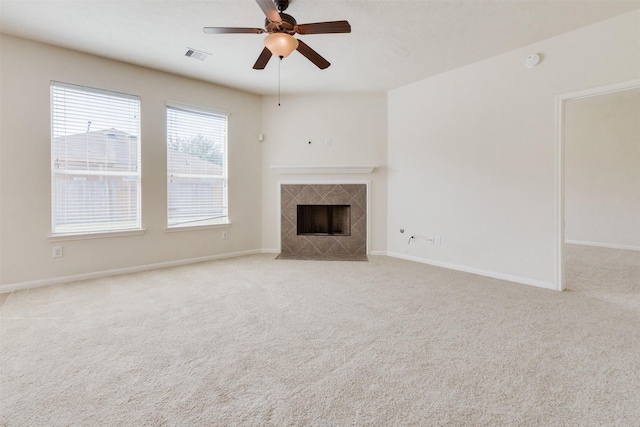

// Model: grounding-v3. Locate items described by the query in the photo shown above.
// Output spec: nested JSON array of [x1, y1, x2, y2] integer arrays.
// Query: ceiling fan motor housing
[[265, 13, 297, 34]]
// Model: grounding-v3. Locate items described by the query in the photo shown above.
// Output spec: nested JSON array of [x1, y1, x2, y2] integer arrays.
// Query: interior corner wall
[[564, 89, 640, 248], [0, 35, 263, 287], [387, 10, 640, 288], [260, 94, 388, 254]]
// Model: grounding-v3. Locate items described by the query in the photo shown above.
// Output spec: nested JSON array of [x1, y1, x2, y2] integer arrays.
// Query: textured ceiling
[[1, 0, 639, 95]]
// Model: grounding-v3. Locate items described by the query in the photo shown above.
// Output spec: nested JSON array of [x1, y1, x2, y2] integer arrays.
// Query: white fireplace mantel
[[271, 165, 377, 174]]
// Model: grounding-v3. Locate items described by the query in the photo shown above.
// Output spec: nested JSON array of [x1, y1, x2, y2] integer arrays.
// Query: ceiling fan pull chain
[[278, 57, 281, 106]]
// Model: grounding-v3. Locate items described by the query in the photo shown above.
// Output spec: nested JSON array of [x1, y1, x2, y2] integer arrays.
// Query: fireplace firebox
[[297, 205, 351, 236]]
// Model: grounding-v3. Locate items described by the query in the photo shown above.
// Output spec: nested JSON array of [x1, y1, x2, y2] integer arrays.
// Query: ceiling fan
[[203, 0, 351, 70]]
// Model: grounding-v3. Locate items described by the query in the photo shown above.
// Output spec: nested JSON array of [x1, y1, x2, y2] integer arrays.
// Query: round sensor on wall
[[525, 54, 540, 68]]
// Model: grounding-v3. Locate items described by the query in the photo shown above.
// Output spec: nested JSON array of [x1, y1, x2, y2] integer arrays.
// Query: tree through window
[[166, 104, 228, 228]]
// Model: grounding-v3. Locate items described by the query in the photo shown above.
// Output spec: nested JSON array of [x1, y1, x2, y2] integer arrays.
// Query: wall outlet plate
[[53, 246, 63, 258]]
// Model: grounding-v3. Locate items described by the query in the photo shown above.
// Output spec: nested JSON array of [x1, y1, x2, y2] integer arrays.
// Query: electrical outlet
[[435, 236, 441, 246], [325, 138, 332, 147], [222, 231, 228, 240], [53, 246, 63, 258]]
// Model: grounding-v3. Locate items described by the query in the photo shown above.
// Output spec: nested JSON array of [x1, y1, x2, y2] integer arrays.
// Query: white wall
[[565, 88, 640, 249], [3, 10, 638, 290], [0, 35, 263, 287], [387, 11, 640, 289], [260, 94, 387, 253]]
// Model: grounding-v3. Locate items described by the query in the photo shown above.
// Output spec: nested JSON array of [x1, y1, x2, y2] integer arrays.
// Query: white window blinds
[[50, 82, 141, 235], [167, 104, 228, 228]]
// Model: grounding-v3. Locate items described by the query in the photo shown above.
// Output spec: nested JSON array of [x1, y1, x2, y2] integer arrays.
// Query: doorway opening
[[555, 79, 640, 291]]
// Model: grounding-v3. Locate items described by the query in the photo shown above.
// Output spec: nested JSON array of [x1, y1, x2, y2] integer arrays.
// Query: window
[[50, 82, 141, 235], [166, 104, 228, 228]]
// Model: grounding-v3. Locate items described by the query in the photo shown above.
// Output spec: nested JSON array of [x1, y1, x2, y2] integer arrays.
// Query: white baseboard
[[0, 249, 264, 294], [565, 240, 640, 251], [386, 252, 557, 291]]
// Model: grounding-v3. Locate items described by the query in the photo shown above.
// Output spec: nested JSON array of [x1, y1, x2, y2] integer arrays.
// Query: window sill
[[47, 229, 146, 242], [165, 223, 230, 233]]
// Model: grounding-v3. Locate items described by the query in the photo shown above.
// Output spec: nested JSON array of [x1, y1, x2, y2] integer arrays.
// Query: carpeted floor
[[1, 245, 638, 425]]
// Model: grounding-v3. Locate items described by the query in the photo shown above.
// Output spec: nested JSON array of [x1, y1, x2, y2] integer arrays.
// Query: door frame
[[554, 79, 640, 291]]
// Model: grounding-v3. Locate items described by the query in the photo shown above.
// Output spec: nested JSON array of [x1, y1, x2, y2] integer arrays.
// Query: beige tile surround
[[281, 184, 367, 257]]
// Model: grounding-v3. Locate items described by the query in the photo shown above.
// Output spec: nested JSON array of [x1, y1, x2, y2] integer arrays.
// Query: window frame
[[165, 101, 229, 230], [50, 81, 142, 237]]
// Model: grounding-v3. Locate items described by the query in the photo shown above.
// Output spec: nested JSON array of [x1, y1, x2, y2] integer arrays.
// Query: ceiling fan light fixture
[[264, 32, 298, 58]]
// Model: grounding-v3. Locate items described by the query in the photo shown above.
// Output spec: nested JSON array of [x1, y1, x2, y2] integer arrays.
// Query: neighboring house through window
[[166, 104, 228, 228], [50, 82, 141, 235]]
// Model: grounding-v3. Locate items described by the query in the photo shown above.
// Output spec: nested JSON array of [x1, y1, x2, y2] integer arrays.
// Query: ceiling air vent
[[185, 48, 210, 61]]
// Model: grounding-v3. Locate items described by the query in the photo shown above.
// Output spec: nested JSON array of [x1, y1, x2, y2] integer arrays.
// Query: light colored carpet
[[1, 245, 639, 425]]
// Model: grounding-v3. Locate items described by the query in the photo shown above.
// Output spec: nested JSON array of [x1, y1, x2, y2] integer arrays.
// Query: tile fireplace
[[280, 184, 367, 260]]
